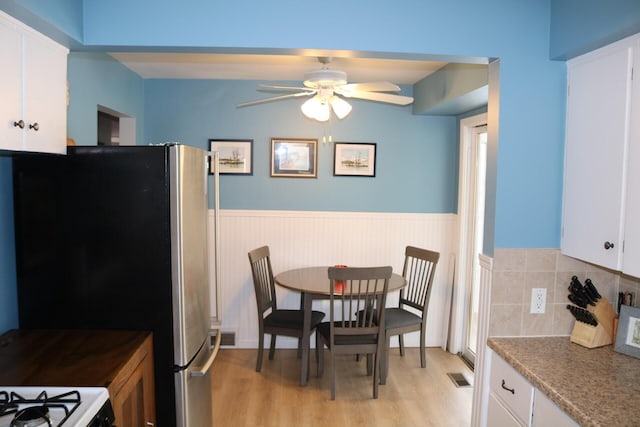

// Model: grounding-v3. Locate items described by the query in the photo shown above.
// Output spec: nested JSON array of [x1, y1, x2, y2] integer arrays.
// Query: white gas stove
[[0, 387, 114, 427]]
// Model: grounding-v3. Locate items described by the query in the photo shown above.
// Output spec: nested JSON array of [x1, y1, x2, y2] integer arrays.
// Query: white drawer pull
[[501, 379, 515, 394]]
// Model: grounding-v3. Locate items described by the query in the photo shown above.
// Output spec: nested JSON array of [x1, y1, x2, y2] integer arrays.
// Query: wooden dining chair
[[316, 265, 392, 399], [248, 245, 325, 372], [381, 245, 440, 384]]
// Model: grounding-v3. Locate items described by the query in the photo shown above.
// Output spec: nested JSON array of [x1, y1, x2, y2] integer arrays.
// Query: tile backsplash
[[489, 248, 640, 337]]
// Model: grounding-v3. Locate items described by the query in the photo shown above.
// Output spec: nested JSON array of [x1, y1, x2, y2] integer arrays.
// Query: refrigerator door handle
[[189, 329, 221, 377]]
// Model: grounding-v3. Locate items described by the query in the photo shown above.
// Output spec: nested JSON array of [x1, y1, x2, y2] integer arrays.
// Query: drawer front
[[490, 353, 534, 424], [488, 393, 525, 427]]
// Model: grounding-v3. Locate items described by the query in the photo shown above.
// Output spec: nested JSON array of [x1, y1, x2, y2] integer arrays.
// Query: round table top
[[274, 266, 406, 296]]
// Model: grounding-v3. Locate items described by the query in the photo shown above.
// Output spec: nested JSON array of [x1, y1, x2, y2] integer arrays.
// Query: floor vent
[[447, 372, 472, 388], [211, 332, 236, 346]]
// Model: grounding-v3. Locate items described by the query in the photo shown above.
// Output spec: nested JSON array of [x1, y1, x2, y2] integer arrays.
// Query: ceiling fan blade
[[340, 91, 414, 105], [237, 91, 314, 107], [338, 82, 401, 92], [259, 83, 315, 91]]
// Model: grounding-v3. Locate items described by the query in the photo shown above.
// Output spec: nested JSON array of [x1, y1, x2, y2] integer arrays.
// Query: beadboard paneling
[[209, 209, 457, 348]]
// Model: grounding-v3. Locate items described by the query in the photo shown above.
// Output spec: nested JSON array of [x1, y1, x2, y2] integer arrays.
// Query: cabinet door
[[22, 28, 67, 154], [532, 389, 579, 427], [487, 393, 524, 427], [562, 41, 633, 270], [623, 41, 640, 278], [0, 16, 23, 151], [111, 355, 156, 427]]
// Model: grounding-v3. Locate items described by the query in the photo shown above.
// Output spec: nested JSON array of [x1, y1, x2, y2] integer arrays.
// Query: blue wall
[[550, 0, 640, 59], [67, 52, 145, 146], [80, 0, 568, 250], [144, 80, 458, 213], [0, 0, 83, 46], [2, 0, 640, 333], [0, 157, 17, 331]]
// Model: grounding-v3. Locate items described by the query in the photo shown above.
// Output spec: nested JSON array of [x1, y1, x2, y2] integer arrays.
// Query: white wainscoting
[[208, 209, 458, 349]]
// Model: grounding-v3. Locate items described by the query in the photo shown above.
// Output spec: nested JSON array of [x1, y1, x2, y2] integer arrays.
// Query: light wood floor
[[211, 347, 473, 426]]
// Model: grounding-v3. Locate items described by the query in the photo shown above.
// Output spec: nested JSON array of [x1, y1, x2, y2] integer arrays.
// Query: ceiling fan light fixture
[[303, 69, 347, 88], [301, 97, 330, 122], [329, 96, 352, 119]]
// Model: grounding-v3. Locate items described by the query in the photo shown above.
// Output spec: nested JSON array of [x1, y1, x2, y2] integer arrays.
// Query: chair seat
[[265, 309, 325, 330], [385, 307, 422, 329], [317, 322, 378, 345]]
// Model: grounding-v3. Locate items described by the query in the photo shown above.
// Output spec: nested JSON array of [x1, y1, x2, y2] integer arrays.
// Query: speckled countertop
[[488, 337, 640, 427]]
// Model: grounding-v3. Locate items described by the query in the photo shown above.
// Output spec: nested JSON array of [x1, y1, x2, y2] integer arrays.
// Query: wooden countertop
[[488, 337, 640, 427], [0, 329, 152, 393]]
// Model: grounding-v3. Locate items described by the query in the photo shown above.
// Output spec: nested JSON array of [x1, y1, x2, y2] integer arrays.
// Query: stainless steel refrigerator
[[12, 144, 220, 427]]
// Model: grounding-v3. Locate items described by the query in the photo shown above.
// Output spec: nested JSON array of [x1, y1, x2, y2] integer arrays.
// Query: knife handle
[[585, 278, 602, 299], [568, 294, 587, 308]]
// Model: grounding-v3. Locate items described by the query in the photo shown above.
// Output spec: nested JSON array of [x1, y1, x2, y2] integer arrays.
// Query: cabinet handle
[[13, 120, 25, 129], [604, 241, 615, 250], [29, 122, 39, 131], [145, 421, 155, 426], [501, 379, 515, 394]]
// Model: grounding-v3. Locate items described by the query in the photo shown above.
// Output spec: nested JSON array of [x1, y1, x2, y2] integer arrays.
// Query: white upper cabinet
[[0, 11, 68, 155], [622, 49, 640, 277], [562, 35, 639, 274]]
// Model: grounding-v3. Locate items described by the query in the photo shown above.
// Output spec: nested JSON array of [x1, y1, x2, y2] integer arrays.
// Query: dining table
[[274, 266, 406, 386]]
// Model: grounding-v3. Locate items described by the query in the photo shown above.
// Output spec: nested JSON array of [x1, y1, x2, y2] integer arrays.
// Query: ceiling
[[107, 52, 448, 84]]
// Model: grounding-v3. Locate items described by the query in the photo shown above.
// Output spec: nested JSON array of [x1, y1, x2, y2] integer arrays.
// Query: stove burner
[[0, 391, 81, 427], [10, 406, 51, 427], [0, 391, 18, 418]]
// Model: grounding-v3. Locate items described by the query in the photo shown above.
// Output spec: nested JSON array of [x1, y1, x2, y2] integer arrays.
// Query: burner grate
[[0, 391, 81, 427], [0, 391, 18, 418]]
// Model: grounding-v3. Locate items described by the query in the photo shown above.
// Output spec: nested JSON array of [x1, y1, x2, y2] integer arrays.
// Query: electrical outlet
[[530, 288, 547, 314]]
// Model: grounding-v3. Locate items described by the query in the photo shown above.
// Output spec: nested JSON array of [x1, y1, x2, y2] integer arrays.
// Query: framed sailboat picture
[[334, 142, 376, 177], [209, 139, 253, 175]]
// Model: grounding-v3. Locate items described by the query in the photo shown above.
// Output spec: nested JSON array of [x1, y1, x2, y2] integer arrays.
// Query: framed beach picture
[[271, 138, 317, 178], [333, 142, 377, 177], [209, 139, 253, 175]]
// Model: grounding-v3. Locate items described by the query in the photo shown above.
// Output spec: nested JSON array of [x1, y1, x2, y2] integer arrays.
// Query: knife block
[[570, 298, 616, 348]]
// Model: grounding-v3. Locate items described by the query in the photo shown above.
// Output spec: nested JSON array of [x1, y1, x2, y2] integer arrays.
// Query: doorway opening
[[97, 105, 136, 146], [456, 113, 487, 369], [98, 111, 119, 145]]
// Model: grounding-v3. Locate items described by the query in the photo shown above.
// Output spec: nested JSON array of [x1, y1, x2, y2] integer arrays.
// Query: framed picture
[[209, 139, 253, 175], [614, 304, 640, 359], [271, 138, 317, 178], [333, 142, 377, 177]]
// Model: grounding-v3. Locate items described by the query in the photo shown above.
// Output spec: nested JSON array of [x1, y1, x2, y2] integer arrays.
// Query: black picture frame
[[209, 139, 253, 175], [333, 142, 377, 177]]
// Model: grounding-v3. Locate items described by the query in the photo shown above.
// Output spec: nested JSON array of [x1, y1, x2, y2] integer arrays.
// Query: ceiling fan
[[237, 57, 414, 122]]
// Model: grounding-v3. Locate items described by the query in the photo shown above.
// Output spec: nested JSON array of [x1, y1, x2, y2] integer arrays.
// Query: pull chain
[[322, 118, 333, 144]]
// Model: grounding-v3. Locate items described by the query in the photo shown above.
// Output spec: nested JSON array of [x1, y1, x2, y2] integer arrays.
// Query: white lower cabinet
[[487, 393, 523, 427], [532, 390, 579, 427], [487, 351, 533, 426], [487, 350, 578, 427]]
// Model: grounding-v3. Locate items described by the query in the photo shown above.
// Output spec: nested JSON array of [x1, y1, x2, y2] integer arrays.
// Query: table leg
[[300, 292, 312, 386]]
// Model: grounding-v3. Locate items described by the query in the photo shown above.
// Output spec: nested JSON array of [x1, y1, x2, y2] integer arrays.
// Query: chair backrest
[[327, 266, 393, 337], [399, 246, 440, 315], [248, 246, 277, 318]]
